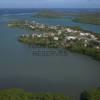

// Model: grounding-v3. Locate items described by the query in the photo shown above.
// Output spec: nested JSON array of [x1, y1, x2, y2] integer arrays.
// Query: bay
[[0, 9, 100, 100]]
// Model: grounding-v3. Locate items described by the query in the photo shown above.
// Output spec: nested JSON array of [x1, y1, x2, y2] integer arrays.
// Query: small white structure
[[80, 32, 85, 36], [91, 35, 96, 40], [85, 33, 90, 36], [67, 28, 72, 33], [66, 36, 76, 40], [58, 30, 62, 35], [84, 43, 87, 47], [37, 34, 42, 38], [54, 37, 59, 41], [96, 46, 100, 49], [84, 40, 88, 47], [30, 25, 35, 29]]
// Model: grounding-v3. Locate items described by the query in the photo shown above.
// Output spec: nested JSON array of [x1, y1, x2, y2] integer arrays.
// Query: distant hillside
[[73, 13, 100, 25], [33, 10, 65, 18]]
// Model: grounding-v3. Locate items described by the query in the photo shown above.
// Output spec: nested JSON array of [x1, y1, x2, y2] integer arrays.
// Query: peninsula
[[8, 20, 100, 60]]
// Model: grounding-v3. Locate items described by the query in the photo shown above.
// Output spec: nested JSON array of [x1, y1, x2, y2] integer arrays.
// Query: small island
[[8, 20, 100, 60]]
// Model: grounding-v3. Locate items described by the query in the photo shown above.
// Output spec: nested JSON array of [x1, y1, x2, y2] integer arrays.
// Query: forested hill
[[73, 13, 100, 25], [33, 10, 65, 18]]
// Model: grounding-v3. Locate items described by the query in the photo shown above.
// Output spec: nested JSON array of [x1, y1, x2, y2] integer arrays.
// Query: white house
[[30, 25, 35, 29], [58, 30, 62, 35], [85, 33, 90, 36], [80, 32, 85, 36], [67, 28, 72, 33], [90, 35, 96, 40], [66, 36, 77, 40], [37, 34, 42, 38], [54, 37, 59, 41], [96, 46, 100, 49]]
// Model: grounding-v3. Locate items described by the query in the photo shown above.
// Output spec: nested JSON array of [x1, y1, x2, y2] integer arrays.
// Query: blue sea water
[[0, 8, 100, 100]]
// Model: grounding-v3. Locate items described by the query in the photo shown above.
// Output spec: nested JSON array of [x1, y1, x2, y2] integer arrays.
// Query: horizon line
[[0, 7, 100, 9]]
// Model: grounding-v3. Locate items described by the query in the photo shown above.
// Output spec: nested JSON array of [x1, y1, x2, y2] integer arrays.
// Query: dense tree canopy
[[0, 88, 71, 100], [80, 88, 100, 100]]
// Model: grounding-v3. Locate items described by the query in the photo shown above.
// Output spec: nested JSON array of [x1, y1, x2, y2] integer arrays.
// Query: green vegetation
[[19, 35, 61, 48], [19, 35, 100, 61], [33, 10, 65, 18], [8, 20, 27, 27], [73, 13, 100, 25], [0, 88, 71, 100], [68, 45, 100, 61], [8, 20, 34, 31], [1, 88, 100, 100], [67, 26, 83, 31], [80, 88, 100, 100]]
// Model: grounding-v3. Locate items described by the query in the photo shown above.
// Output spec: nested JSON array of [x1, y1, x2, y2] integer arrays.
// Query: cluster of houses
[[20, 21, 100, 50]]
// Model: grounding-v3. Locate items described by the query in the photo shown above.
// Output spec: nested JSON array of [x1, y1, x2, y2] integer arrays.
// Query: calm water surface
[[0, 13, 100, 99]]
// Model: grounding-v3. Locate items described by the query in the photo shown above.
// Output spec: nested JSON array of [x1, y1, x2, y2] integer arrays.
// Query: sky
[[0, 0, 100, 8]]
